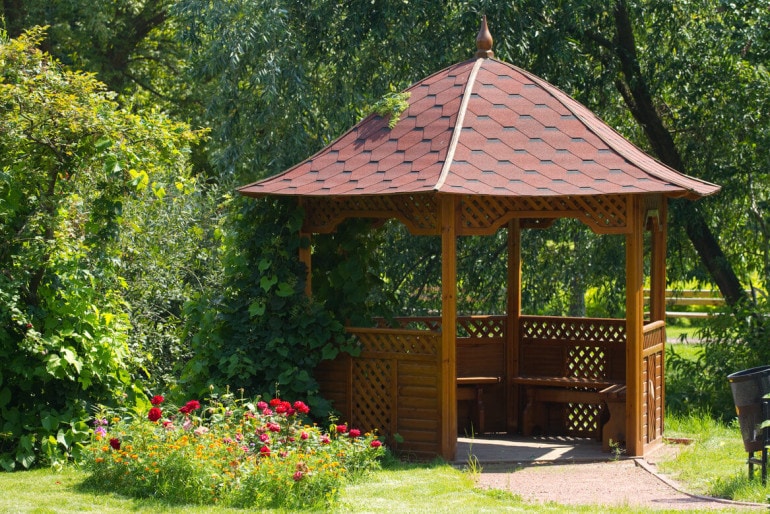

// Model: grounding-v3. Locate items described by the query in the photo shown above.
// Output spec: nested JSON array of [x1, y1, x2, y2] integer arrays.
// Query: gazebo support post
[[298, 199, 313, 297], [506, 219, 522, 433], [649, 198, 668, 324], [440, 196, 458, 460], [625, 195, 645, 456], [299, 231, 312, 298]]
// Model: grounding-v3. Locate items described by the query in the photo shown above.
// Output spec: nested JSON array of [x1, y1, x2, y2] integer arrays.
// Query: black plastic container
[[728, 365, 770, 452]]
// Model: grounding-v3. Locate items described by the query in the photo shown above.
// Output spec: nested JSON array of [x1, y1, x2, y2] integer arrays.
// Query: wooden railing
[[317, 315, 666, 457], [644, 289, 726, 319]]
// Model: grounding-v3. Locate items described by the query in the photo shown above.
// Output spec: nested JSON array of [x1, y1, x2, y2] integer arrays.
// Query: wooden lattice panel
[[567, 346, 607, 380], [566, 402, 602, 437], [349, 328, 439, 358], [303, 195, 439, 235], [457, 316, 506, 338], [521, 316, 626, 346], [459, 195, 628, 235], [351, 358, 393, 433]]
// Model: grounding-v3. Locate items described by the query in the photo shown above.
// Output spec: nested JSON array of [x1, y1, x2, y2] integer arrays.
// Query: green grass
[[659, 412, 768, 504], [0, 450, 758, 514]]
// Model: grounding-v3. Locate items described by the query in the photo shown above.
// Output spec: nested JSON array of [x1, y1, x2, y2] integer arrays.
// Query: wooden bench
[[457, 376, 502, 435], [599, 383, 627, 451], [513, 376, 624, 441]]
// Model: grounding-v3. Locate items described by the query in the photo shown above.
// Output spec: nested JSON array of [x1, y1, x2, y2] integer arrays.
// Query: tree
[[0, 27, 199, 468]]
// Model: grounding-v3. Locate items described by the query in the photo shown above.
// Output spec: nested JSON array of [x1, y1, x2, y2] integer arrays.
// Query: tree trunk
[[610, 0, 746, 305]]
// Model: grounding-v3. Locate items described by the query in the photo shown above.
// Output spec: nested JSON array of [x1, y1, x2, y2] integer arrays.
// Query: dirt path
[[475, 458, 765, 511]]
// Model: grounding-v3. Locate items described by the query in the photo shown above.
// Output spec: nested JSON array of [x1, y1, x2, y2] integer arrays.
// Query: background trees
[[2, 0, 769, 465], [0, 27, 199, 468]]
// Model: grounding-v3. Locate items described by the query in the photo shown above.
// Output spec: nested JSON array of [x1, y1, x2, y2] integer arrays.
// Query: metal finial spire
[[475, 15, 494, 58]]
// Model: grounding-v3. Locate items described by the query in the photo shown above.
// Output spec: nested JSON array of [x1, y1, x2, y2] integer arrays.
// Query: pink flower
[[147, 407, 162, 422], [293, 471, 304, 481], [370, 440, 382, 448], [267, 422, 281, 433], [336, 424, 348, 434], [163, 420, 174, 430], [151, 395, 164, 406], [349, 428, 361, 438], [293, 401, 310, 414], [262, 408, 273, 416], [321, 435, 331, 444], [94, 426, 107, 438], [109, 438, 121, 450], [194, 426, 209, 436], [259, 433, 270, 443], [256, 401, 268, 410]]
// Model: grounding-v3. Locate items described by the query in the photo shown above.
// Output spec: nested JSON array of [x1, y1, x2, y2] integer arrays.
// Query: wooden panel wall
[[642, 321, 665, 449], [316, 328, 442, 459]]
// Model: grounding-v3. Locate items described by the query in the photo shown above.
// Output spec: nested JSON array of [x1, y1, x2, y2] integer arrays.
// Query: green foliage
[[181, 199, 357, 413], [82, 389, 385, 509], [666, 297, 770, 419], [370, 92, 411, 129], [0, 28, 199, 469]]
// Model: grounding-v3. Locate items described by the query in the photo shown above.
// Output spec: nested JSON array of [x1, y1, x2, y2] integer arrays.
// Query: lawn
[[1, 431, 764, 514]]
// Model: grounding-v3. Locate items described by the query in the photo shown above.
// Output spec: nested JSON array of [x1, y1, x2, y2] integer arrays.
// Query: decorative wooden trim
[[300, 193, 631, 236]]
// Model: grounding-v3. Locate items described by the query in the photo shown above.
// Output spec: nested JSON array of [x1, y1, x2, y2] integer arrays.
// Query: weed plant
[[82, 388, 384, 510]]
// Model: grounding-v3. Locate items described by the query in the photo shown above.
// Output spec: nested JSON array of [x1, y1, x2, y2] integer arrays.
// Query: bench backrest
[[519, 316, 626, 382]]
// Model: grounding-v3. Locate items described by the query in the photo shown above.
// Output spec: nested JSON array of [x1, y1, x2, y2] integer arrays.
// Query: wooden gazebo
[[239, 18, 719, 460]]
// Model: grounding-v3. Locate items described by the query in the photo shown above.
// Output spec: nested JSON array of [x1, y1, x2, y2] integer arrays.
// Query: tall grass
[[660, 411, 767, 503]]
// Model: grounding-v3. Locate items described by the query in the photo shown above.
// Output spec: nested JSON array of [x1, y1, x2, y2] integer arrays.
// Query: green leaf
[[248, 300, 266, 318], [95, 137, 112, 151], [260, 275, 278, 292], [276, 282, 294, 297], [0, 388, 10, 408]]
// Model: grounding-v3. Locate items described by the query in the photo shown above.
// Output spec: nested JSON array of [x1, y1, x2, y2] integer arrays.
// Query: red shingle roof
[[239, 56, 719, 200]]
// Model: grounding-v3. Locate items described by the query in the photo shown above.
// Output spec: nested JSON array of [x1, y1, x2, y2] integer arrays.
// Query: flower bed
[[83, 390, 385, 510]]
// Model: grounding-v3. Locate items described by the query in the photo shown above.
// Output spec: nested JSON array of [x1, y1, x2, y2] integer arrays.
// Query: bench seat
[[513, 376, 625, 441]]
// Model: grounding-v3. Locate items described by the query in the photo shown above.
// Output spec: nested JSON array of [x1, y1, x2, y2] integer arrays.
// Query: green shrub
[[82, 388, 385, 510]]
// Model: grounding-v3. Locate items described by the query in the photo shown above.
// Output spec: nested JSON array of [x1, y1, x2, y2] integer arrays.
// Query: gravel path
[[475, 459, 766, 511]]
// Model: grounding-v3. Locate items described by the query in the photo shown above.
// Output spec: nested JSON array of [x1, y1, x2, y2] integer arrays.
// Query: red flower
[[179, 400, 201, 414], [336, 424, 348, 434], [293, 471, 304, 481], [293, 401, 310, 414], [260, 446, 271, 456], [269, 398, 282, 407], [370, 439, 382, 448], [147, 407, 162, 422], [349, 428, 361, 438], [151, 395, 164, 406], [267, 422, 281, 433], [109, 438, 121, 450], [300, 431, 309, 440]]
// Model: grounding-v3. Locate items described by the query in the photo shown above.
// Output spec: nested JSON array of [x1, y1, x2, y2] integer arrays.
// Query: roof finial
[[475, 15, 494, 58]]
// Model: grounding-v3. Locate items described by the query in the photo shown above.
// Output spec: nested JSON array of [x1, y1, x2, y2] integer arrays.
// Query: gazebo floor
[[455, 434, 611, 465]]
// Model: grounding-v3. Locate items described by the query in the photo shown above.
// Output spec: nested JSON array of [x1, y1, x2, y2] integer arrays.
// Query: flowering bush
[[83, 389, 385, 510]]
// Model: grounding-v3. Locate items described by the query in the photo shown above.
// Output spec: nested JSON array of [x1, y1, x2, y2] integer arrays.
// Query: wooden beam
[[299, 231, 312, 297], [625, 195, 644, 456], [649, 198, 668, 323], [440, 196, 458, 460], [298, 199, 313, 297], [506, 219, 521, 433]]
